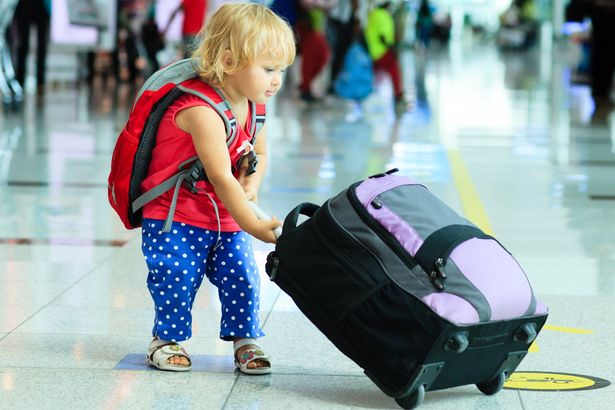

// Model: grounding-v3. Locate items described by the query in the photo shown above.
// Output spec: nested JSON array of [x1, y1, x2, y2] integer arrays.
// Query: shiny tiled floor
[[1, 36, 614, 409]]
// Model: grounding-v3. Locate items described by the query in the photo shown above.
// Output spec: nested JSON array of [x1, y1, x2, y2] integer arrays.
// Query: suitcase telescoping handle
[[282, 202, 320, 234], [248, 201, 283, 239]]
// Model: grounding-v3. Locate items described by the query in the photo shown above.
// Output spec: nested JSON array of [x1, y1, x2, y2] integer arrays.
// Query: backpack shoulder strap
[[134, 58, 199, 107], [249, 102, 267, 143], [176, 79, 238, 147]]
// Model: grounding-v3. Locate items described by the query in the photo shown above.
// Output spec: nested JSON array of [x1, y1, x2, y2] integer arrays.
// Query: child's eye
[[264, 67, 275, 73]]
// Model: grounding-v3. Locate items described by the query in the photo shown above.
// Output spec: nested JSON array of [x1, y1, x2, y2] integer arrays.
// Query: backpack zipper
[[346, 183, 421, 273]]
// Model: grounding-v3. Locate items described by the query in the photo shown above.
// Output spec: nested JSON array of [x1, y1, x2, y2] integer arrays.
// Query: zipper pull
[[371, 197, 383, 209], [368, 168, 399, 179], [429, 257, 447, 291], [266, 253, 280, 281]]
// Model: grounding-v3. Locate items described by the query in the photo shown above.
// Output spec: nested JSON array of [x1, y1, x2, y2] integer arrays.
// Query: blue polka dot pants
[[141, 218, 265, 342]]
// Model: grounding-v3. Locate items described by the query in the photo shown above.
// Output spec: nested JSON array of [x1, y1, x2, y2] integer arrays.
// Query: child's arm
[[177, 106, 281, 243], [238, 124, 269, 203]]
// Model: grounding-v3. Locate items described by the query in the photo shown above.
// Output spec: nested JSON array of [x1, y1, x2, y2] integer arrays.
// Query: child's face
[[228, 57, 286, 104]]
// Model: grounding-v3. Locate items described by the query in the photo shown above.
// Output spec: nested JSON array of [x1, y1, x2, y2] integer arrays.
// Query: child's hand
[[251, 218, 282, 244]]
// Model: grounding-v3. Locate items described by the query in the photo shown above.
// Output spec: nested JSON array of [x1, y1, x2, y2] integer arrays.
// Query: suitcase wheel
[[395, 385, 425, 409], [476, 372, 506, 396]]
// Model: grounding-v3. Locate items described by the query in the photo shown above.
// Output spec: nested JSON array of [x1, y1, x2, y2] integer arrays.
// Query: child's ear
[[221, 50, 233, 69]]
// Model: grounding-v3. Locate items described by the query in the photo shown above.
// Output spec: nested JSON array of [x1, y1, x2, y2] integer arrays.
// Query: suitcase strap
[[414, 224, 497, 291]]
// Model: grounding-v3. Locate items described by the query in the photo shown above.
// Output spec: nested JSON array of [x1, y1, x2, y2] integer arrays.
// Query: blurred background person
[[12, 0, 51, 95], [364, 0, 404, 106], [497, 0, 538, 50], [141, 2, 164, 73], [117, 1, 141, 84], [415, 0, 433, 52], [165, 0, 207, 58], [566, 0, 615, 116], [269, 0, 300, 28], [296, 0, 335, 102], [327, 0, 359, 95]]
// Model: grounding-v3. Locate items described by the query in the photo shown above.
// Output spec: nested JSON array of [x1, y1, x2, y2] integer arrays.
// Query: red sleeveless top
[[141, 93, 253, 231]]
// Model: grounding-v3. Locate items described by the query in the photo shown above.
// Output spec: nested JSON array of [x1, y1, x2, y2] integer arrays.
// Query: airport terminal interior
[[0, 0, 614, 409]]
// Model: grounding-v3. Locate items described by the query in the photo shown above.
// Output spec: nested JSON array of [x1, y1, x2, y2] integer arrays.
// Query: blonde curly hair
[[192, 3, 296, 87]]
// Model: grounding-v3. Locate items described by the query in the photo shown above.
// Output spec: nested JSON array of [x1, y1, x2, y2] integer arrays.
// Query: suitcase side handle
[[283, 202, 320, 234]]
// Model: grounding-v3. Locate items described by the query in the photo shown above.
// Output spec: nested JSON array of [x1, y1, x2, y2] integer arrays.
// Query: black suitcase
[[265, 173, 548, 409]]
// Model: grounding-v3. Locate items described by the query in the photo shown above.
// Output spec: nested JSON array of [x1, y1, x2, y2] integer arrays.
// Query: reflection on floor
[[1, 38, 614, 409]]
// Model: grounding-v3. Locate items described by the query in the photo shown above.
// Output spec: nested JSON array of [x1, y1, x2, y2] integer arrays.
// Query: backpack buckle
[[181, 161, 206, 193], [245, 151, 259, 176], [184, 161, 207, 182]]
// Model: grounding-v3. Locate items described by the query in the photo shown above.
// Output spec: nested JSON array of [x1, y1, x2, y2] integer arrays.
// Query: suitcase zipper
[[346, 184, 438, 286]]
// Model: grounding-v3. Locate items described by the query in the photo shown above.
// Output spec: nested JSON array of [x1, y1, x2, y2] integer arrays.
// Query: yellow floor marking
[[528, 342, 539, 353], [504, 371, 608, 391], [543, 325, 593, 335], [446, 149, 494, 235]]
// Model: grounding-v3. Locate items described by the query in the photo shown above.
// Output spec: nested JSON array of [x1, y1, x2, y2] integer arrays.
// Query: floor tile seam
[[0, 364, 366, 379], [0, 331, 151, 337], [221, 373, 241, 409], [517, 389, 527, 410], [3, 247, 132, 338], [258, 287, 283, 329], [0, 237, 129, 247], [0, 365, 120, 371]]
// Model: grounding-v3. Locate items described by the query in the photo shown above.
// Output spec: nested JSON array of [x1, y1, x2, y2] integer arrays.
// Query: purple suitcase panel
[[449, 238, 532, 321], [354, 174, 542, 324], [421, 292, 480, 324]]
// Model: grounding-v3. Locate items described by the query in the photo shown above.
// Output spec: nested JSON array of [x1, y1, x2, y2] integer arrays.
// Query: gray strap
[[178, 155, 199, 169], [135, 58, 198, 104], [162, 173, 189, 232], [249, 101, 257, 136], [131, 170, 189, 213], [132, 166, 218, 236]]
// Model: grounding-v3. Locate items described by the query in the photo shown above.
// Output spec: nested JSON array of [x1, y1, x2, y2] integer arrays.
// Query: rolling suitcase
[[265, 170, 548, 409]]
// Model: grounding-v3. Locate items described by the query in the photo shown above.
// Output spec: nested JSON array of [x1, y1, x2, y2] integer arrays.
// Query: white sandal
[[147, 338, 192, 372], [234, 338, 271, 375]]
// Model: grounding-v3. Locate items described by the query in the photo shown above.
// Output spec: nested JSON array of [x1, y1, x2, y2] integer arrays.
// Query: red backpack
[[107, 59, 266, 231]]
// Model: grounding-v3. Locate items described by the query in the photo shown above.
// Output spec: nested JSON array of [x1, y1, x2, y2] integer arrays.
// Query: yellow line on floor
[[543, 325, 593, 335], [446, 149, 494, 235], [447, 149, 540, 353]]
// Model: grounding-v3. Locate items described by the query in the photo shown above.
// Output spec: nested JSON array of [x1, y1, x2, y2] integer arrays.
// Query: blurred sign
[[67, 0, 107, 28], [51, 0, 116, 49]]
